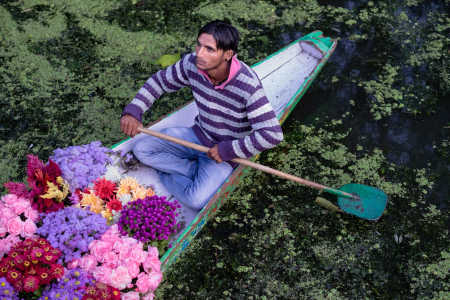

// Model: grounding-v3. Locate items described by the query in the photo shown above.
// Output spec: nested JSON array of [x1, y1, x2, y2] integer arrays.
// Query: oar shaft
[[137, 128, 355, 199]]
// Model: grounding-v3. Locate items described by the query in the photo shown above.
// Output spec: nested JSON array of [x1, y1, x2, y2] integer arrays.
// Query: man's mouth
[[196, 58, 205, 66]]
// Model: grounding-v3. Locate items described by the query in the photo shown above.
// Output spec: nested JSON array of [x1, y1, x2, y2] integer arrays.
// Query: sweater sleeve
[[122, 54, 191, 122], [217, 86, 284, 161]]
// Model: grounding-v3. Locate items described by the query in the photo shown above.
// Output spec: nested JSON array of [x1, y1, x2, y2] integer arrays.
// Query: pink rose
[[147, 270, 163, 291], [147, 246, 159, 258], [101, 224, 120, 242], [103, 251, 119, 269], [110, 265, 132, 290], [136, 273, 152, 293], [142, 292, 155, 300], [11, 199, 29, 215], [0, 206, 15, 221], [121, 292, 140, 300], [79, 255, 97, 272], [1, 194, 18, 206], [24, 207, 39, 222], [7, 217, 23, 236], [92, 265, 112, 285], [125, 260, 140, 278], [22, 219, 37, 237], [130, 246, 147, 264], [89, 240, 112, 262], [143, 255, 161, 273], [0, 224, 7, 237]]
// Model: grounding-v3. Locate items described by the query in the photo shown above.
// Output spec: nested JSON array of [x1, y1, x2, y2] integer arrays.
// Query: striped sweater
[[123, 53, 283, 162]]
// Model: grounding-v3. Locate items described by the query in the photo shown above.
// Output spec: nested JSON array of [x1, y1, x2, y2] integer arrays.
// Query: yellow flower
[[146, 187, 155, 197], [80, 193, 104, 214], [40, 177, 70, 202], [101, 209, 113, 221], [132, 185, 148, 200], [117, 177, 139, 196]]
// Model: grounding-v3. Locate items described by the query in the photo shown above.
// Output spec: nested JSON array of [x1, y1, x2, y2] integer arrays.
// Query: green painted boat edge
[[159, 32, 338, 271]]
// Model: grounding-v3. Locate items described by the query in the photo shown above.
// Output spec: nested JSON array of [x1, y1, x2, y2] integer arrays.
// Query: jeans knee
[[182, 189, 211, 210]]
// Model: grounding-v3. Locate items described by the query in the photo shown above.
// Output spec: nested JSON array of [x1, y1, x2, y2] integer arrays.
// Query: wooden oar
[[137, 127, 388, 220]]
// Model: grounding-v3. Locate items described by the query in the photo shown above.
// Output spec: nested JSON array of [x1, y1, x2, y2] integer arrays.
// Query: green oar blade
[[337, 183, 387, 220]]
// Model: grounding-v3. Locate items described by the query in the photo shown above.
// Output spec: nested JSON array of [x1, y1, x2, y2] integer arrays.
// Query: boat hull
[[111, 31, 337, 272]]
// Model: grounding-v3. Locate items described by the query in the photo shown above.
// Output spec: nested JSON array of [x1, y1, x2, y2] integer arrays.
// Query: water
[[285, 0, 449, 208]]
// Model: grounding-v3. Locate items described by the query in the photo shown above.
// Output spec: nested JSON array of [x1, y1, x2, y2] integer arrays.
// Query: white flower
[[119, 193, 132, 205], [103, 165, 122, 182]]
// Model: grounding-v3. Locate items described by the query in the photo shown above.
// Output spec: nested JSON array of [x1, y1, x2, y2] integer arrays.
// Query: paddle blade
[[337, 183, 387, 220]]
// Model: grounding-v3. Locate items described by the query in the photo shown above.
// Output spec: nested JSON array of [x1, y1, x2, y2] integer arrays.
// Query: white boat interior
[[112, 40, 322, 241]]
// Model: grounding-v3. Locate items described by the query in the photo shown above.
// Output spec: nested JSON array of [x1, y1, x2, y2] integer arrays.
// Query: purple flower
[[39, 268, 93, 299], [0, 277, 19, 299], [50, 142, 112, 192], [37, 207, 109, 265]]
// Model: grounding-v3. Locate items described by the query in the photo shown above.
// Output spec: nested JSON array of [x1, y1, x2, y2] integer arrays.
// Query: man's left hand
[[207, 145, 223, 163]]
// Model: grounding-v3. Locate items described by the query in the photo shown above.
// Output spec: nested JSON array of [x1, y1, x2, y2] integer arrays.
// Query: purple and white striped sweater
[[123, 53, 283, 162]]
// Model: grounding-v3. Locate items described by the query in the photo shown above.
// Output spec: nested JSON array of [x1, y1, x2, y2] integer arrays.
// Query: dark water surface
[[284, 0, 449, 208]]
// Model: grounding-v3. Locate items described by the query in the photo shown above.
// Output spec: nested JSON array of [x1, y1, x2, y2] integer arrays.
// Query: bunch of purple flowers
[[118, 195, 182, 245], [50, 141, 112, 192], [36, 207, 109, 265], [0, 277, 18, 299], [39, 268, 94, 300]]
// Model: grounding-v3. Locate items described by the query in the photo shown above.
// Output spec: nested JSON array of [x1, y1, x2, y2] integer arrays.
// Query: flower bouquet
[[36, 207, 109, 265], [0, 238, 64, 295], [118, 195, 182, 253], [4, 155, 71, 213], [69, 225, 161, 300], [0, 194, 39, 257]]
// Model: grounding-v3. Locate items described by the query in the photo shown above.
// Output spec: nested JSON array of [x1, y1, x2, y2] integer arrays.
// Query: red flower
[[6, 269, 22, 285], [94, 178, 116, 200], [106, 198, 122, 212], [0, 260, 10, 276], [38, 271, 52, 285], [30, 247, 44, 261], [22, 275, 40, 293], [111, 288, 121, 300], [50, 264, 64, 279]]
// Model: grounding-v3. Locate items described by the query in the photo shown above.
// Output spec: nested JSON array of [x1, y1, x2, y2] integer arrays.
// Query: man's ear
[[225, 49, 234, 61]]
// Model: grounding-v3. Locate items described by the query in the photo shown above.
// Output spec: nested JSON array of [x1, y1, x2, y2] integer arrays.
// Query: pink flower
[[11, 199, 29, 215], [143, 255, 161, 273], [142, 292, 155, 300], [7, 216, 23, 236], [147, 246, 159, 258], [0, 206, 15, 221], [125, 260, 140, 278], [79, 255, 97, 272], [22, 219, 37, 237], [67, 259, 80, 269], [136, 272, 152, 293], [0, 235, 20, 256], [0, 225, 6, 237], [92, 265, 112, 285], [130, 246, 147, 264], [121, 292, 140, 300], [110, 265, 132, 290], [89, 240, 112, 262], [1, 194, 18, 206], [147, 270, 163, 292], [103, 251, 118, 269], [24, 207, 39, 222]]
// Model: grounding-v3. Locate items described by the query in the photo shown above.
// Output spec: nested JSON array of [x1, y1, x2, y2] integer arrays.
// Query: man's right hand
[[120, 115, 142, 137]]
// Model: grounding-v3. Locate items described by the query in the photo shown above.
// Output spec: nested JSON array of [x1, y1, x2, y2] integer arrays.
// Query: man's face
[[195, 33, 229, 71]]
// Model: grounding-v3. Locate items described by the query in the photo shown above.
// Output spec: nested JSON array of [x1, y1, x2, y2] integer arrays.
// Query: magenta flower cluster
[[118, 195, 181, 243]]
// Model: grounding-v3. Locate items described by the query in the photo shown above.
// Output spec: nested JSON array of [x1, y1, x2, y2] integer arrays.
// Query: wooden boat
[[111, 31, 337, 273]]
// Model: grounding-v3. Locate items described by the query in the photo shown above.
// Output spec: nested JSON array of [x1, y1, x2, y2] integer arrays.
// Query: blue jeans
[[133, 127, 233, 210]]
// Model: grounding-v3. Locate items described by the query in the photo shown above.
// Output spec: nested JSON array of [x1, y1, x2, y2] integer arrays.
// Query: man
[[120, 20, 283, 210]]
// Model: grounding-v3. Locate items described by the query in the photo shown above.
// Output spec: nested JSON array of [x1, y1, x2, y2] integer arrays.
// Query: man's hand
[[207, 145, 223, 163], [120, 115, 142, 137]]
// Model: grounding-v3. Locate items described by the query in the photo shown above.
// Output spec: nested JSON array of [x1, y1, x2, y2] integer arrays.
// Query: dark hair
[[198, 20, 240, 54]]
